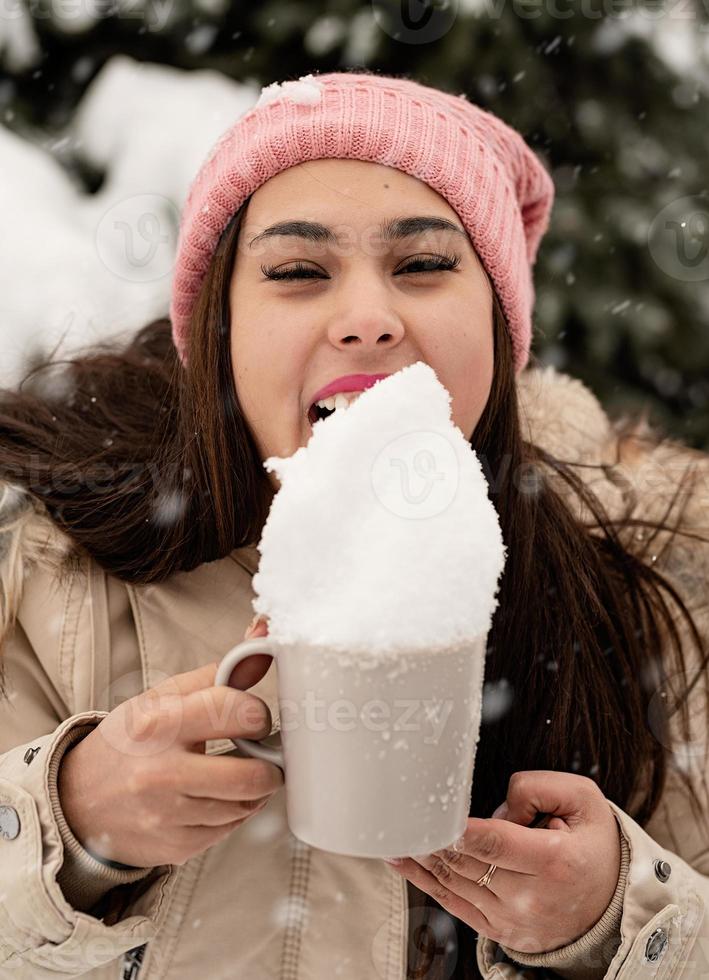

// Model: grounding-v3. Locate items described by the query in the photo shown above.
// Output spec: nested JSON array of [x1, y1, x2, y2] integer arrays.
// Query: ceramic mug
[[214, 633, 488, 857]]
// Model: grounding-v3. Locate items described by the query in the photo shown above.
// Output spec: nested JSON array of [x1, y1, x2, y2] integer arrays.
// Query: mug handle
[[214, 638, 284, 768]]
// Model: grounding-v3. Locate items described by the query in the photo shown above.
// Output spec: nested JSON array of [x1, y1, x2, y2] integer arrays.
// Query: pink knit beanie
[[169, 69, 555, 375]]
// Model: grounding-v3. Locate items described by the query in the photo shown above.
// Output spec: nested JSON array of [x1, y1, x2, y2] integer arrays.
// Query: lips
[[306, 373, 391, 421]]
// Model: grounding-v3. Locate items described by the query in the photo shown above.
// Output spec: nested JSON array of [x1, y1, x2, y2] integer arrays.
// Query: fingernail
[[383, 857, 402, 865], [492, 802, 509, 820], [245, 614, 260, 636]]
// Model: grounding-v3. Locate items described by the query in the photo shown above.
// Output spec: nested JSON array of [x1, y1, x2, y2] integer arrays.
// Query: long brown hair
[[1, 199, 707, 979]]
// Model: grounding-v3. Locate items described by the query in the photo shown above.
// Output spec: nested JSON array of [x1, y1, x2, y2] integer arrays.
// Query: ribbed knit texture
[[499, 811, 630, 977], [49, 721, 155, 913], [169, 70, 555, 374]]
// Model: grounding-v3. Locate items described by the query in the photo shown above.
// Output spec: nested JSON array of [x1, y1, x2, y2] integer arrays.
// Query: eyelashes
[[260, 253, 462, 282]]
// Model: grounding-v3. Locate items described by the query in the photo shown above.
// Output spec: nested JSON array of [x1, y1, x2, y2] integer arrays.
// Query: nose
[[326, 294, 405, 350]]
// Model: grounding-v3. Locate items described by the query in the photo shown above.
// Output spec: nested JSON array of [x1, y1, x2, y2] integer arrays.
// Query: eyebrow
[[248, 215, 468, 249]]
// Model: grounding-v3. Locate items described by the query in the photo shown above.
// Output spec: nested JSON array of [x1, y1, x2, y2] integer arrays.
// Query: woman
[[0, 69, 707, 980]]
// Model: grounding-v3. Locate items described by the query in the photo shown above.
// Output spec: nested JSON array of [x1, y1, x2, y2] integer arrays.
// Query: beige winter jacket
[[0, 364, 707, 980]]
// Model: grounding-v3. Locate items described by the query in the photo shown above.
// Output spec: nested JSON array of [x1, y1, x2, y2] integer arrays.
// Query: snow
[[304, 16, 347, 57], [45, 0, 104, 35], [0, 55, 259, 388], [0, 2, 41, 72], [457, 0, 709, 88], [255, 73, 324, 109], [251, 362, 507, 652], [591, 10, 709, 91], [340, 10, 379, 64]]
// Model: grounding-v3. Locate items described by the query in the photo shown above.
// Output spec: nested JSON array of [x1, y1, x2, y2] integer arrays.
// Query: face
[[229, 159, 494, 486]]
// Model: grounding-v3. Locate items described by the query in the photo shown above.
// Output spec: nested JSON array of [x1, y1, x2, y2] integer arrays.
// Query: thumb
[[494, 771, 589, 831]]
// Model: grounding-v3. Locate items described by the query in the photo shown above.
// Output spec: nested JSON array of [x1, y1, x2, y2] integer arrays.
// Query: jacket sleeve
[[477, 436, 709, 979], [495, 810, 629, 978], [494, 792, 709, 979], [487, 671, 709, 978], [0, 618, 179, 976]]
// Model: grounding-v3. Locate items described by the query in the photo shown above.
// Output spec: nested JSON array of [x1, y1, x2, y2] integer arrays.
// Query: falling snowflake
[[271, 893, 310, 930], [152, 489, 188, 527]]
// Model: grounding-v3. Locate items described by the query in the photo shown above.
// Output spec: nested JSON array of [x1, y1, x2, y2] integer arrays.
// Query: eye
[[396, 253, 461, 276], [260, 253, 461, 281], [260, 261, 323, 281]]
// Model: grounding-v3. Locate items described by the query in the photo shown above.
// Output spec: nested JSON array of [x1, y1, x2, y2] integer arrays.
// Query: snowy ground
[[0, 55, 258, 388]]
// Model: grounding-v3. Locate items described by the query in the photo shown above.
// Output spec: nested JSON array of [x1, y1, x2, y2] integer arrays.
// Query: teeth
[[313, 391, 362, 412]]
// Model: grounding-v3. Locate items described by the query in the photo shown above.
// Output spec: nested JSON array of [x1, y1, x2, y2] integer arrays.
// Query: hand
[[384, 770, 622, 954], [57, 614, 280, 868]]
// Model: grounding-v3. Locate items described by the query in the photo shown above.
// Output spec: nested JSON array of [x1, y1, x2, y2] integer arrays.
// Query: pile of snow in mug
[[251, 361, 507, 654]]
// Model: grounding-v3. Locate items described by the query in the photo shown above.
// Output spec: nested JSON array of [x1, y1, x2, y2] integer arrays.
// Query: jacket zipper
[[121, 943, 147, 979], [280, 837, 312, 980]]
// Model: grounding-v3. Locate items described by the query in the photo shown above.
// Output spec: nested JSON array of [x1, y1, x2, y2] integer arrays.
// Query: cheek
[[230, 330, 306, 443], [438, 314, 493, 436], [468, 339, 494, 422]]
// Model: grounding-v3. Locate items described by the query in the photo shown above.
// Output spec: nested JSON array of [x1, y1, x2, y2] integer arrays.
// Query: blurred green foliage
[[2, 0, 709, 447]]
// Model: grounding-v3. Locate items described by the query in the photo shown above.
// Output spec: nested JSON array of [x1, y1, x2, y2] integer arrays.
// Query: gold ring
[[474, 863, 497, 888]]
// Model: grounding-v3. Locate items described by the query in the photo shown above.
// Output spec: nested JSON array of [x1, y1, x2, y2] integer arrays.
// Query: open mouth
[[307, 403, 335, 425], [307, 391, 363, 426]]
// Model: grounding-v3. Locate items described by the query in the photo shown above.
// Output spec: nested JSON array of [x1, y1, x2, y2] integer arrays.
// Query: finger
[[411, 851, 505, 900], [420, 844, 534, 898], [180, 752, 284, 801], [384, 858, 495, 935], [183, 816, 250, 851], [501, 770, 601, 829], [178, 686, 273, 745], [430, 844, 534, 887], [454, 817, 563, 876], [245, 615, 269, 638], [150, 661, 221, 698], [174, 793, 271, 827]]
